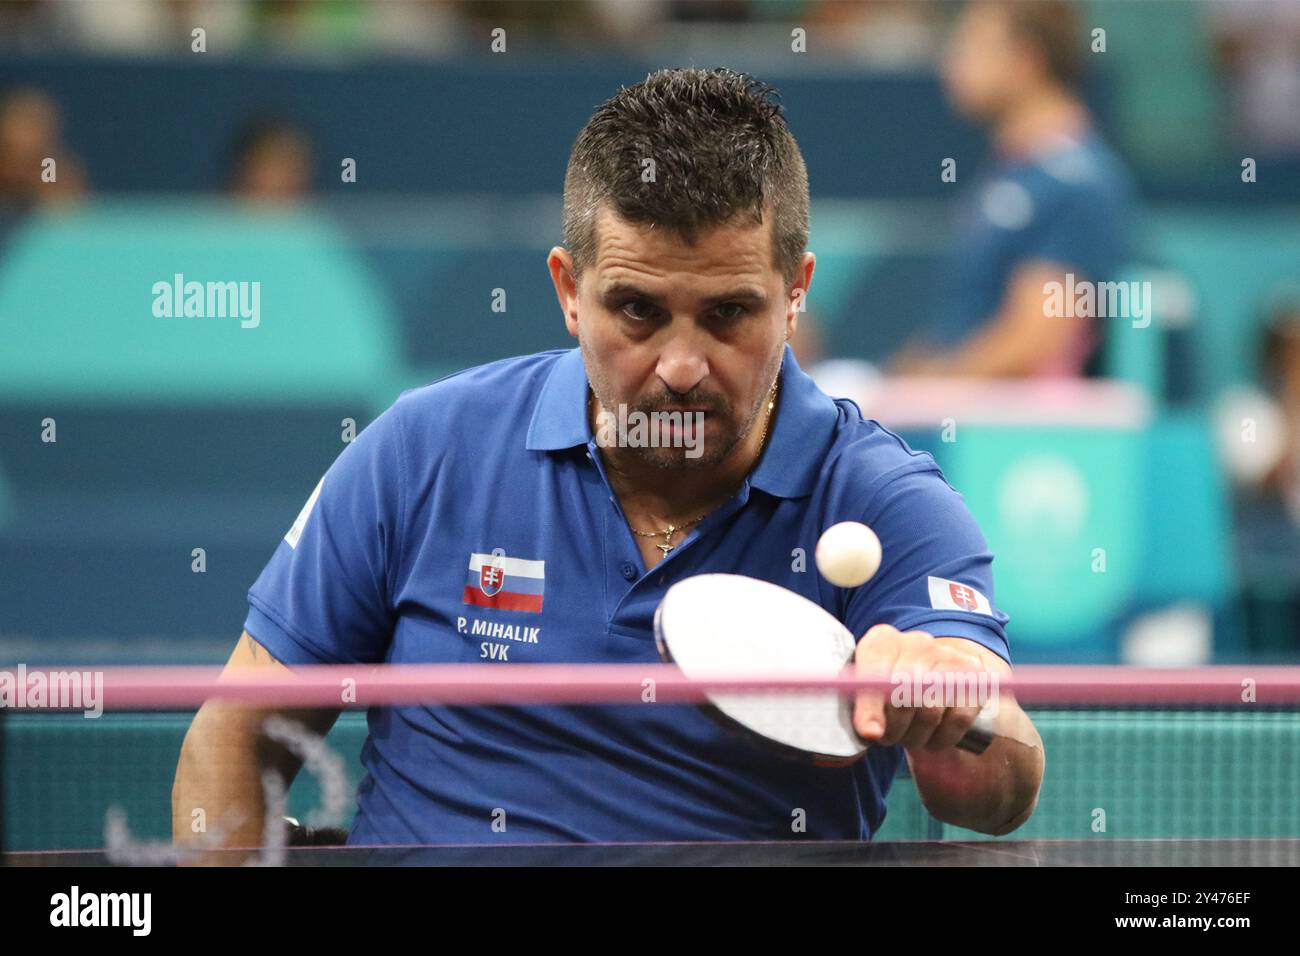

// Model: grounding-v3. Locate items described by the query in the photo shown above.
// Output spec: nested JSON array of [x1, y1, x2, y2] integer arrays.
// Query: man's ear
[[547, 246, 580, 338], [787, 251, 816, 336]]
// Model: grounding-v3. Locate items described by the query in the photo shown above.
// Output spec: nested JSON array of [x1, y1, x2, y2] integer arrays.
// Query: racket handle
[[954, 709, 998, 755]]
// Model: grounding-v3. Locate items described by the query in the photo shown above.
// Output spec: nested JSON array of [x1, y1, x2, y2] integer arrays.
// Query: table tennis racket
[[654, 573, 997, 766]]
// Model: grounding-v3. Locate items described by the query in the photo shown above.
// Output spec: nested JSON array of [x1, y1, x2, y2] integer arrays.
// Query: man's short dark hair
[[562, 67, 810, 289]]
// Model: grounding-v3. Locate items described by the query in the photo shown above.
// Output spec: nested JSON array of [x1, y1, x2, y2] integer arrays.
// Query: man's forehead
[[591, 206, 776, 282]]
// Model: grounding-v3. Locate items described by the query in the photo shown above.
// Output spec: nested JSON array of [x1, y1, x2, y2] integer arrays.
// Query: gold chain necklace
[[628, 377, 780, 556]]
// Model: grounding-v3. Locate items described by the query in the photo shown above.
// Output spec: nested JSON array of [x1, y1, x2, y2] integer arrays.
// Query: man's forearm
[[171, 702, 298, 850], [906, 705, 1044, 835]]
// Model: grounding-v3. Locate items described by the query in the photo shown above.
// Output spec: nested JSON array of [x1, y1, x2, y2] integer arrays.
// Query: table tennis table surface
[[6, 839, 1298, 867]]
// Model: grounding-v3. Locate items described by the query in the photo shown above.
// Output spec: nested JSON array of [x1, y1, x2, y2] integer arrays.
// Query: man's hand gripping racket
[[654, 573, 1003, 765]]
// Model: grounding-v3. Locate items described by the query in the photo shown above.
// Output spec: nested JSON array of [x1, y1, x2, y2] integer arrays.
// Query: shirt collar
[[751, 344, 840, 498], [525, 346, 591, 452], [525, 344, 839, 499]]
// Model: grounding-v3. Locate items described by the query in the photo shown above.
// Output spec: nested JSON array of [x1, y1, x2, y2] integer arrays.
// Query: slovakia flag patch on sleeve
[[927, 576, 993, 616]]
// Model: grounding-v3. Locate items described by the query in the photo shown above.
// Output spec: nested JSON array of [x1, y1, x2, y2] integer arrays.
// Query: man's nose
[[655, 337, 709, 396]]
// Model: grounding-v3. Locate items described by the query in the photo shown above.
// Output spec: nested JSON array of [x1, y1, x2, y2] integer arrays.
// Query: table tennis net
[[2, 664, 1299, 854]]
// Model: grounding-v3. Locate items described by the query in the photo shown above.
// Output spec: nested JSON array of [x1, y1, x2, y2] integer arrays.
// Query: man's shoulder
[[394, 349, 570, 413], [819, 404, 981, 542], [822, 400, 948, 500], [376, 349, 572, 460]]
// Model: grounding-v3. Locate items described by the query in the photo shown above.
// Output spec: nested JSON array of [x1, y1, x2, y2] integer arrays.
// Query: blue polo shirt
[[245, 345, 1011, 844]]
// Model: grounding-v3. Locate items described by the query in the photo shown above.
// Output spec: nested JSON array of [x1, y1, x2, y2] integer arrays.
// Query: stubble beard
[[583, 341, 784, 472]]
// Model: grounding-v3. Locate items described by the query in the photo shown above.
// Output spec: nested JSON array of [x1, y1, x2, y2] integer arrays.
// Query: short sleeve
[[1031, 186, 1129, 283], [843, 466, 1012, 663], [244, 404, 406, 665]]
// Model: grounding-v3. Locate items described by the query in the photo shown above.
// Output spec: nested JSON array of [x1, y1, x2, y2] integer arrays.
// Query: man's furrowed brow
[[599, 281, 769, 307], [599, 281, 663, 303], [702, 287, 770, 308]]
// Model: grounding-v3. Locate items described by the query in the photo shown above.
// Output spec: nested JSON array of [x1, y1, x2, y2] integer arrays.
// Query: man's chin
[[631, 441, 733, 470]]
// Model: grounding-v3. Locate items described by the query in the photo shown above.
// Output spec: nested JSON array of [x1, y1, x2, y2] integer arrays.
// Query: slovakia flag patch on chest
[[464, 552, 545, 612]]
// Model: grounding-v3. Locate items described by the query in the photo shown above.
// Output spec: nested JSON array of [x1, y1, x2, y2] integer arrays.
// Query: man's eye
[[713, 303, 747, 322], [620, 300, 658, 322]]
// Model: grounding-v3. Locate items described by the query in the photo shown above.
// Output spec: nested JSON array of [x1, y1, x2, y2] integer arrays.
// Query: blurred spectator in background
[[452, 0, 608, 47], [1211, 0, 1300, 160], [0, 87, 87, 214], [0, 0, 61, 52], [891, 0, 1137, 379], [1258, 297, 1300, 515], [805, 0, 947, 68], [0, 0, 461, 57], [1221, 293, 1300, 652], [226, 117, 314, 204], [662, 0, 759, 24]]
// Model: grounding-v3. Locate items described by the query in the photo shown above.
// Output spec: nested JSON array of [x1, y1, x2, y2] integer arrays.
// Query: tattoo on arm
[[244, 634, 279, 665]]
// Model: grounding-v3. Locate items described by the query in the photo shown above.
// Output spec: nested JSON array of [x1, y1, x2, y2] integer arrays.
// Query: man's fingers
[[877, 633, 951, 746], [904, 643, 985, 750], [896, 702, 944, 749], [924, 706, 982, 752], [854, 627, 993, 752], [852, 624, 900, 740]]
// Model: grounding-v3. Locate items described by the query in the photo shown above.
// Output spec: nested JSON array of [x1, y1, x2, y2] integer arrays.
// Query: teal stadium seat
[[935, 424, 1145, 658], [0, 202, 418, 655], [0, 201, 410, 410]]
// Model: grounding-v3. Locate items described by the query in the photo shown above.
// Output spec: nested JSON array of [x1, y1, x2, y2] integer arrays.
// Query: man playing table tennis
[[174, 67, 1043, 849]]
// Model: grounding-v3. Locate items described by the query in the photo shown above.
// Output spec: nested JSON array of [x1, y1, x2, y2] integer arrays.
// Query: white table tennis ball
[[815, 521, 882, 588]]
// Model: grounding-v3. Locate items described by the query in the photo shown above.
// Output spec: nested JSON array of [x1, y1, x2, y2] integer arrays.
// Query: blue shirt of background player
[[244, 344, 1011, 844], [931, 131, 1137, 371]]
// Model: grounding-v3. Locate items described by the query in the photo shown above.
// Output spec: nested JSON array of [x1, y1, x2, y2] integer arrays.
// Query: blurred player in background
[[0, 86, 86, 215], [892, 0, 1137, 379], [226, 117, 315, 205], [1222, 295, 1300, 649], [1259, 298, 1300, 509]]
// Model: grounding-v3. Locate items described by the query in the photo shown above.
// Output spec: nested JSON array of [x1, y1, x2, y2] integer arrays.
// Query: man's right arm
[[171, 631, 342, 854]]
